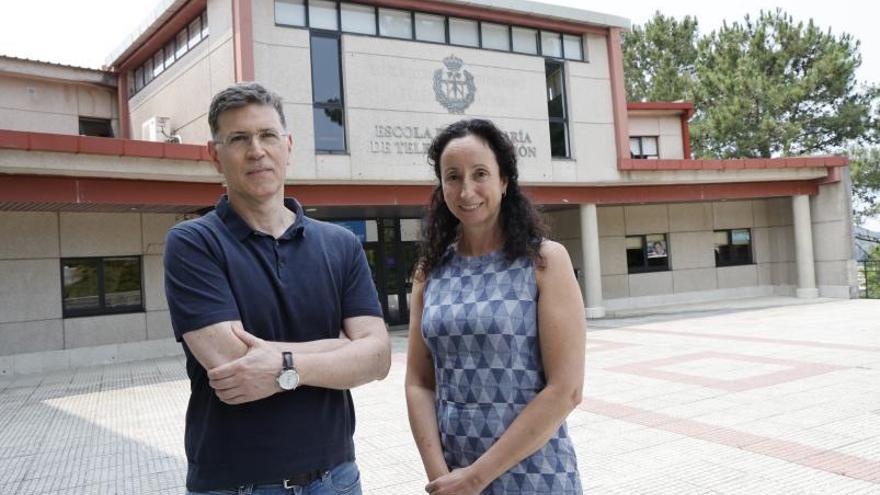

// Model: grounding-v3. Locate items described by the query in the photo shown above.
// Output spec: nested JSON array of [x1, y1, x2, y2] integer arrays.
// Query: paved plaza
[[0, 298, 878, 494]]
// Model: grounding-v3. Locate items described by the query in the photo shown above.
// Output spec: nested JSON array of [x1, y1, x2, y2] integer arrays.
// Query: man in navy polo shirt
[[164, 82, 390, 494]]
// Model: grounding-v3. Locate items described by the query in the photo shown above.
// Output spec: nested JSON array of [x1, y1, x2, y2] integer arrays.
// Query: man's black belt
[[282, 468, 325, 488]]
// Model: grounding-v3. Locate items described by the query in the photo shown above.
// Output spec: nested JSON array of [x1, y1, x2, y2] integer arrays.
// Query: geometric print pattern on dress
[[422, 249, 583, 494]]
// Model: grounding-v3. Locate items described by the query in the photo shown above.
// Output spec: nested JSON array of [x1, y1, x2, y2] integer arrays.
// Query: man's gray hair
[[208, 82, 286, 139]]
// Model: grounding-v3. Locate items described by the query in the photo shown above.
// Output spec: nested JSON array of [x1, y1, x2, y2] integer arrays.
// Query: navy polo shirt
[[163, 195, 382, 492]]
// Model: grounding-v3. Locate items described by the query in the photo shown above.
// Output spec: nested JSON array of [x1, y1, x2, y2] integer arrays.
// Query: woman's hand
[[424, 466, 486, 495]]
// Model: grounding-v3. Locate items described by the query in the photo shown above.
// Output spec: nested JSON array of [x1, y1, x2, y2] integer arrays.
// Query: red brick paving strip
[[579, 398, 880, 484], [617, 327, 880, 353], [605, 351, 846, 391]]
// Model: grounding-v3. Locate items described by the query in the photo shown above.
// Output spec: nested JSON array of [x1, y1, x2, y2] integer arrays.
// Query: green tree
[[849, 146, 880, 224], [622, 12, 699, 102], [691, 9, 876, 158], [864, 244, 880, 298], [870, 244, 880, 261]]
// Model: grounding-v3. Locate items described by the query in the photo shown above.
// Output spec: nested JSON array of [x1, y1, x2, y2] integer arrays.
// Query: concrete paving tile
[[1, 299, 879, 494], [830, 436, 880, 461]]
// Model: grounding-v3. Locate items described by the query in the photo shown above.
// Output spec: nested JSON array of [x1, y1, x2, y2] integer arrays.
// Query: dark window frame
[[274, 0, 307, 27], [79, 117, 115, 138], [626, 234, 671, 274], [187, 15, 204, 49], [714, 228, 754, 267], [377, 6, 413, 40], [630, 135, 659, 159], [540, 30, 563, 58], [545, 58, 570, 158], [164, 39, 176, 67], [562, 33, 584, 61], [273, 0, 583, 60], [512, 26, 539, 55], [310, 29, 348, 153], [339, 1, 377, 35], [448, 16, 479, 48], [61, 256, 145, 318], [412, 11, 447, 45], [130, 10, 208, 97], [306, 0, 339, 31], [478, 21, 511, 53]]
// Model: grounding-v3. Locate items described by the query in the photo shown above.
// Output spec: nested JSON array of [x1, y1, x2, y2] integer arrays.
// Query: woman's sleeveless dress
[[421, 250, 582, 494]]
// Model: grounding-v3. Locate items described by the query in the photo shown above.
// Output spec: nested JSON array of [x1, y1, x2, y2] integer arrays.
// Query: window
[[79, 117, 114, 137], [131, 10, 207, 96], [276, 0, 306, 26], [626, 234, 670, 273], [715, 229, 753, 266], [379, 8, 412, 39], [545, 60, 569, 158], [481, 22, 509, 51], [143, 58, 154, 84], [164, 40, 176, 67], [272, 1, 583, 60], [176, 29, 189, 58], [341, 2, 376, 35], [630, 136, 659, 159], [310, 32, 346, 152], [134, 67, 144, 92], [415, 13, 445, 43], [449, 18, 478, 47], [563, 34, 583, 60], [309, 0, 338, 30], [62, 257, 143, 317], [541, 31, 562, 58], [201, 11, 209, 38], [188, 17, 203, 48], [512, 27, 538, 54], [152, 51, 164, 78]]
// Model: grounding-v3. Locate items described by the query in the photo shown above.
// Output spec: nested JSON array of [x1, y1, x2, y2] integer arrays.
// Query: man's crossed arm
[[183, 316, 390, 405]]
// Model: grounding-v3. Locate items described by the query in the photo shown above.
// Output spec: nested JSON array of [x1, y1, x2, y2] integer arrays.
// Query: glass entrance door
[[377, 219, 419, 325], [341, 218, 420, 326]]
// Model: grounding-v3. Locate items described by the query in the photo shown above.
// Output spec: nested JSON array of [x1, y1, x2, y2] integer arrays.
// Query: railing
[[857, 261, 880, 299]]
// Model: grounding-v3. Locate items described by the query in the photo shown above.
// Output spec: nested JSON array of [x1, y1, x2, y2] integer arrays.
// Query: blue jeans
[[186, 461, 361, 495]]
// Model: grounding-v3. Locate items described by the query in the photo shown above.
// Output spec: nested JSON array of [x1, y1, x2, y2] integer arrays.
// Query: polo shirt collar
[[215, 195, 308, 241]]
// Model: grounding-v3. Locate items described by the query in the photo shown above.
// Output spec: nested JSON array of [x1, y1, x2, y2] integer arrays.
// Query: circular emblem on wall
[[433, 55, 476, 114]]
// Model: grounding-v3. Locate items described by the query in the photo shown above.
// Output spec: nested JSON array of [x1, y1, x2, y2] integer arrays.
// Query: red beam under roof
[[0, 175, 822, 210]]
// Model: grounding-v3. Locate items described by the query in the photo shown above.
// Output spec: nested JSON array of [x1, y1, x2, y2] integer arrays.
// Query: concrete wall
[[544, 208, 585, 299], [810, 169, 859, 298], [0, 212, 180, 367], [544, 196, 829, 309], [250, 1, 616, 185], [128, 0, 235, 143], [627, 114, 684, 159], [0, 74, 118, 135]]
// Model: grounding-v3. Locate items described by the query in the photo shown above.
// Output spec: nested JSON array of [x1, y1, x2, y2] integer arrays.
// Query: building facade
[[0, 0, 858, 373]]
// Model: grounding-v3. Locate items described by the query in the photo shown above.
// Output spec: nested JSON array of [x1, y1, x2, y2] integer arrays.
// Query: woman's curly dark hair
[[418, 118, 548, 278]]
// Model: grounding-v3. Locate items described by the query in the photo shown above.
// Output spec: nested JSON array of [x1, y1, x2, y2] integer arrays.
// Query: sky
[[1, 0, 877, 84], [1, 0, 878, 227]]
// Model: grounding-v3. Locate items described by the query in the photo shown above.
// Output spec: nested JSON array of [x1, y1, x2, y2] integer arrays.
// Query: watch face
[[277, 369, 299, 390]]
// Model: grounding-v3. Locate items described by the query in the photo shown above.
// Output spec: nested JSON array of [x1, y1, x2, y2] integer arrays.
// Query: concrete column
[[579, 204, 605, 318], [792, 195, 819, 298]]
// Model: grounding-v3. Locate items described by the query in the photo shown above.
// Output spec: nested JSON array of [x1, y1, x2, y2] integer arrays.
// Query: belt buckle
[[283, 468, 323, 488]]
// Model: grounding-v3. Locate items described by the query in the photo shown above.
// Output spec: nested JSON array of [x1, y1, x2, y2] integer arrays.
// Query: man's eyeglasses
[[217, 129, 288, 150]]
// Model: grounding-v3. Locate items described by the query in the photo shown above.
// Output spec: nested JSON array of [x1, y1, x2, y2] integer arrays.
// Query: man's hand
[[207, 326, 283, 405], [424, 467, 486, 495]]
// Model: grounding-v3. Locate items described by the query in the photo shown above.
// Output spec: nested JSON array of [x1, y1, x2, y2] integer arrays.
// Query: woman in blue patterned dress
[[406, 119, 586, 494]]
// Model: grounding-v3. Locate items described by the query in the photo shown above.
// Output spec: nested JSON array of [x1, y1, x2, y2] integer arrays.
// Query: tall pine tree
[[849, 146, 880, 224], [622, 12, 699, 102], [691, 9, 876, 158]]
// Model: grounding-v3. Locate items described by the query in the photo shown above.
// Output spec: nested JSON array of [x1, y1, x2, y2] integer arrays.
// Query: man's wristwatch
[[276, 351, 300, 391]]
